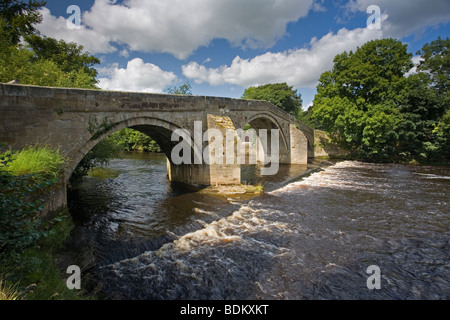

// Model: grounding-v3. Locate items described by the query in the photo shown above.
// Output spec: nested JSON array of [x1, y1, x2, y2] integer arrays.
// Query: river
[[66, 152, 450, 300]]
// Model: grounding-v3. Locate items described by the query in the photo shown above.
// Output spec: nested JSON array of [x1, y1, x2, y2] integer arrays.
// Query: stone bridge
[[0, 84, 315, 189]]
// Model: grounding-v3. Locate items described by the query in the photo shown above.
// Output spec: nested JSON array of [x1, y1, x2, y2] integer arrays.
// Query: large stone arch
[[65, 116, 194, 184]]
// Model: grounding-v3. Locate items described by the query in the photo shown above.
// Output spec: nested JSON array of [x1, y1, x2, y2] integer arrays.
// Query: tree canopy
[[0, 0, 99, 89], [403, 37, 450, 161], [0, 0, 46, 45], [311, 37, 449, 163], [165, 82, 193, 95], [242, 83, 302, 116], [26, 34, 100, 79]]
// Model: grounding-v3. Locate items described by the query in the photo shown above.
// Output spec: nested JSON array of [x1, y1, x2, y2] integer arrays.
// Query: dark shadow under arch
[[65, 117, 195, 183]]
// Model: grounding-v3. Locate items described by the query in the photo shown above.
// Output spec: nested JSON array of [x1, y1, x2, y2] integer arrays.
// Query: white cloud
[[97, 58, 178, 93], [119, 49, 130, 58], [182, 0, 450, 91], [405, 55, 425, 77], [312, 0, 327, 12], [345, 0, 450, 38], [37, 0, 315, 59], [36, 0, 448, 95], [182, 27, 383, 88], [36, 7, 116, 54]]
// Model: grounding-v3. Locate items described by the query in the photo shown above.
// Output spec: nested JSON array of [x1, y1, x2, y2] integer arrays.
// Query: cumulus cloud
[[405, 55, 425, 77], [36, 0, 448, 94], [97, 58, 177, 93], [312, 0, 327, 12], [37, 0, 315, 59], [182, 27, 383, 88], [37, 7, 116, 54], [182, 0, 450, 89], [345, 0, 450, 38]]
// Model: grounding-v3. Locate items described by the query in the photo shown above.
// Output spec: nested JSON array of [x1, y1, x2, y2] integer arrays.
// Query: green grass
[[0, 278, 21, 300], [243, 183, 264, 194], [1, 146, 65, 182]]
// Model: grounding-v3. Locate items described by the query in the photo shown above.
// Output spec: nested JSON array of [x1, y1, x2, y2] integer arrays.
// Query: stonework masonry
[[1, 83, 321, 214]]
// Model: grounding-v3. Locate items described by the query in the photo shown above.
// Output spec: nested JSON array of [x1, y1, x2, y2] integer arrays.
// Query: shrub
[[0, 145, 65, 260], [2, 146, 65, 183]]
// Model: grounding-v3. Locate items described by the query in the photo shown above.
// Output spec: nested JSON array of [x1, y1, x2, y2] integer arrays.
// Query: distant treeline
[[109, 128, 162, 153]]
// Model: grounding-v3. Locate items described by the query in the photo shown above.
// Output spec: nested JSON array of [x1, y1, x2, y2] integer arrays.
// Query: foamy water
[[94, 161, 449, 300]]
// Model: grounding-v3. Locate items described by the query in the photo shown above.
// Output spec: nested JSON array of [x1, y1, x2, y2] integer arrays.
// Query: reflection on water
[[67, 155, 450, 300]]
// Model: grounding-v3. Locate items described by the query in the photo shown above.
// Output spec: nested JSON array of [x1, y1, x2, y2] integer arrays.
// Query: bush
[[2, 146, 65, 183], [0, 145, 64, 260], [0, 145, 88, 299]]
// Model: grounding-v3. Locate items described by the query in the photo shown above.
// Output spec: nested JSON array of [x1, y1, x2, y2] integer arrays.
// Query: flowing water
[[66, 153, 450, 300]]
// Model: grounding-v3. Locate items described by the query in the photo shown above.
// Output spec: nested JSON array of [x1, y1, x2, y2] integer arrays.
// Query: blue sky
[[38, 0, 449, 109]]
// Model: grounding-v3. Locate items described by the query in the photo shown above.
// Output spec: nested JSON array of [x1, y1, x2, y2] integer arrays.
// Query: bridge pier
[[167, 163, 240, 186], [290, 124, 309, 164], [167, 114, 242, 186]]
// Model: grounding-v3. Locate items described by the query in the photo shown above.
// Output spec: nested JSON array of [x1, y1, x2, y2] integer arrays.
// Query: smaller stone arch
[[239, 113, 291, 164]]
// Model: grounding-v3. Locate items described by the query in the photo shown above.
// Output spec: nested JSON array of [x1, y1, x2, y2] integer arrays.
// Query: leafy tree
[[312, 39, 412, 161], [297, 106, 322, 129], [26, 35, 100, 81], [0, 0, 46, 45], [0, 42, 99, 88], [110, 129, 162, 153], [312, 37, 449, 163], [0, 1, 99, 88], [242, 83, 302, 116], [165, 82, 193, 95], [435, 110, 450, 160], [398, 37, 450, 161], [417, 37, 450, 99], [397, 72, 440, 160]]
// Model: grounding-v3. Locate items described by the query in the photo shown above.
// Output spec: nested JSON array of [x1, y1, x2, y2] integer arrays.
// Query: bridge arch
[[238, 113, 290, 164], [65, 116, 195, 184]]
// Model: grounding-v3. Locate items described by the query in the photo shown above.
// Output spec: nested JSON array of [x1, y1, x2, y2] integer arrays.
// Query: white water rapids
[[89, 161, 449, 300]]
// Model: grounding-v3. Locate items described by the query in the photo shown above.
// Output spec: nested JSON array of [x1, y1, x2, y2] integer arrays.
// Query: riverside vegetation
[[0, 1, 102, 297], [0, 145, 89, 300]]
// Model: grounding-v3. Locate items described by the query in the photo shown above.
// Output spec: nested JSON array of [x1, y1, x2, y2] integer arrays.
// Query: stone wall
[[314, 130, 347, 158]]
